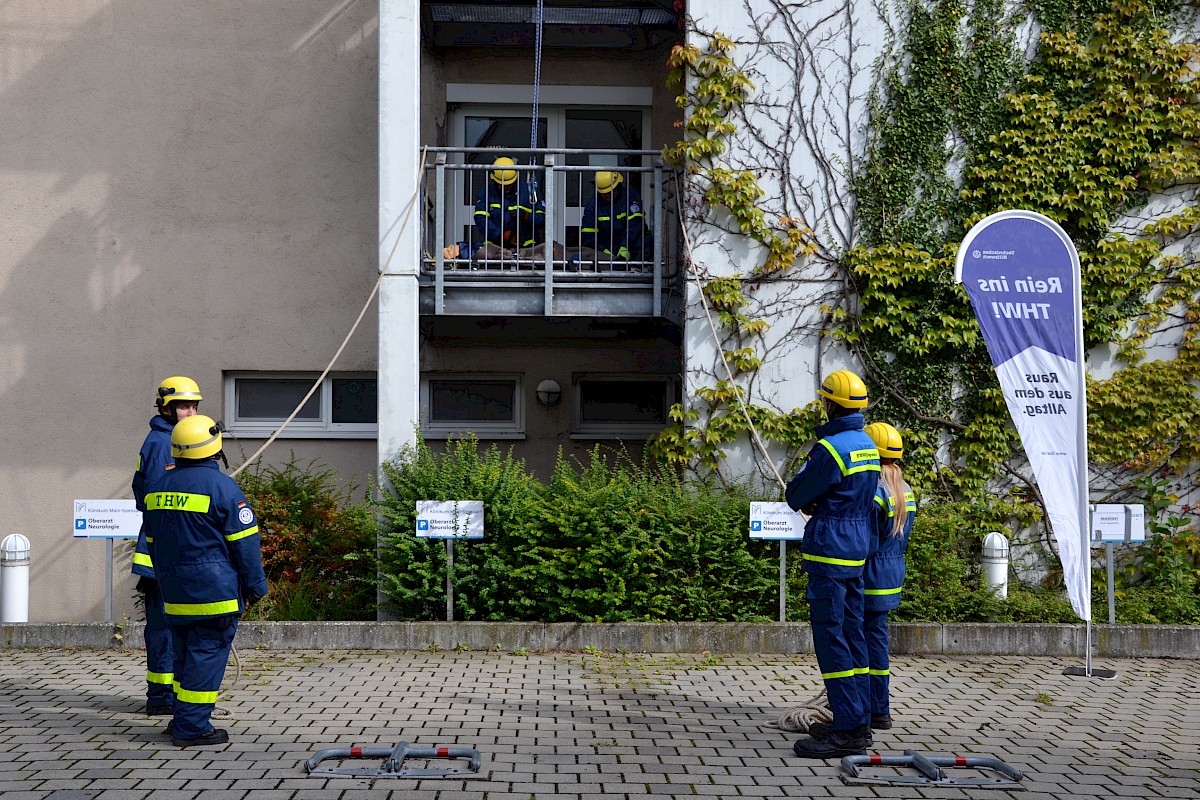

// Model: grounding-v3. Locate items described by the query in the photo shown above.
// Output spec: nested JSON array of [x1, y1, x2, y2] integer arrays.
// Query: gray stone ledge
[[4, 621, 1199, 657]]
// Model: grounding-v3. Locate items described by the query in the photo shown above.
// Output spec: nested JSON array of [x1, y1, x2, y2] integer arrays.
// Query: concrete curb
[[3, 621, 1199, 657]]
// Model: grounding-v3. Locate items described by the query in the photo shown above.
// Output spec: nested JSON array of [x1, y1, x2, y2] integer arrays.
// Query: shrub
[[895, 501, 1078, 623], [237, 457, 377, 621], [376, 437, 781, 621]]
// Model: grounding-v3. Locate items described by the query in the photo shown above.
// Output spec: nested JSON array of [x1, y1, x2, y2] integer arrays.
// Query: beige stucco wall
[[0, 2, 380, 622]]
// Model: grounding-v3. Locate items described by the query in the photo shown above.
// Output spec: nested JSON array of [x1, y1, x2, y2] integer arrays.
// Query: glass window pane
[[580, 381, 666, 424], [430, 380, 514, 422], [332, 378, 377, 424], [237, 379, 320, 421]]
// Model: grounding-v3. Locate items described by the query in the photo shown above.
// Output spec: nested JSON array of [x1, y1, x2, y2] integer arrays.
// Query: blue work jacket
[[865, 480, 917, 611], [474, 181, 546, 248], [785, 413, 881, 578], [145, 459, 268, 623], [131, 415, 175, 579], [581, 185, 650, 261]]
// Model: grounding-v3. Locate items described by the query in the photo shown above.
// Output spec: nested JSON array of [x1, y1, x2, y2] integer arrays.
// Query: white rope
[[229, 147, 428, 478], [675, 171, 789, 490], [769, 687, 832, 732]]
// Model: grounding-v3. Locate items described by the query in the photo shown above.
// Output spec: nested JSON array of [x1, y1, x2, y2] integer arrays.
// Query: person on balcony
[[579, 171, 651, 268], [473, 157, 549, 262]]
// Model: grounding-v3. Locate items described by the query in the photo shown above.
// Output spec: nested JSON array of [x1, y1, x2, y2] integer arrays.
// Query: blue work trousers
[[864, 608, 891, 716], [167, 616, 238, 740], [141, 581, 174, 709], [807, 573, 869, 731]]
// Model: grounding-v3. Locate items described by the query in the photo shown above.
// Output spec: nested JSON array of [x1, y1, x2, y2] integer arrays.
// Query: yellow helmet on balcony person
[[490, 157, 518, 186], [595, 171, 624, 194], [865, 422, 903, 460], [172, 415, 224, 461], [817, 369, 869, 409]]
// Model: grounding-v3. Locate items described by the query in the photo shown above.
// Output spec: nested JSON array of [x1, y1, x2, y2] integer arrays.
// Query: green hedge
[[240, 439, 1195, 624], [377, 438, 781, 621]]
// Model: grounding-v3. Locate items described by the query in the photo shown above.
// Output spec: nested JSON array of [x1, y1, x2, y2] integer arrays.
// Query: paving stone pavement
[[0, 648, 1197, 799]]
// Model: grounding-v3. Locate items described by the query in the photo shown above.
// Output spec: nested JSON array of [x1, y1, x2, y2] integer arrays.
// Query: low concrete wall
[[4, 621, 1199, 657]]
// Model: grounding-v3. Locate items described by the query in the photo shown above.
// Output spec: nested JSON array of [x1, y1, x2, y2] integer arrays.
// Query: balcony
[[420, 148, 682, 319]]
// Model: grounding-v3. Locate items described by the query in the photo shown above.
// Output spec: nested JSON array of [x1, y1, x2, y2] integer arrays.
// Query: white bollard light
[[982, 531, 1009, 600], [1, 533, 31, 623]]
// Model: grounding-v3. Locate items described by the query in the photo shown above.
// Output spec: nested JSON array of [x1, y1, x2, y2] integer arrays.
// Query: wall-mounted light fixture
[[535, 379, 562, 406]]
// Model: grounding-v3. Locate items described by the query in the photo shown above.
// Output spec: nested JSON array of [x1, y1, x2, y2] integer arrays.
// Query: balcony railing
[[420, 148, 679, 317]]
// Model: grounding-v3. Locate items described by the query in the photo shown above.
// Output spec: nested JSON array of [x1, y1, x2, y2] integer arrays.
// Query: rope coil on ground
[[769, 687, 832, 732]]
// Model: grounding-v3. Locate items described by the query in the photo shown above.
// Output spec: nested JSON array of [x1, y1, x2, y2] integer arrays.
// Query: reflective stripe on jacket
[[580, 185, 650, 261], [145, 459, 268, 622], [473, 182, 546, 248], [785, 413, 881, 578], [864, 480, 916, 611]]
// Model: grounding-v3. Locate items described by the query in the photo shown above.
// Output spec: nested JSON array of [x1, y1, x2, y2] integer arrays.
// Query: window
[[421, 374, 524, 439], [224, 373, 377, 438], [572, 375, 674, 439]]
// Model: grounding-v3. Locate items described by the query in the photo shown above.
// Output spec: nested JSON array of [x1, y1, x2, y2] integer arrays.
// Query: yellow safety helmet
[[155, 376, 202, 408], [595, 171, 624, 193], [818, 369, 869, 409], [490, 157, 518, 186], [865, 422, 904, 460], [172, 414, 223, 460]]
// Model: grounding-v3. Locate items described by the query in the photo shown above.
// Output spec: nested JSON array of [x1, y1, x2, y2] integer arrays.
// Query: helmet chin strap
[[216, 450, 229, 470]]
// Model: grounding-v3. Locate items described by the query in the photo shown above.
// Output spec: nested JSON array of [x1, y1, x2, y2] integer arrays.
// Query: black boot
[[172, 728, 229, 748], [806, 722, 873, 746], [793, 728, 870, 759], [871, 713, 893, 730]]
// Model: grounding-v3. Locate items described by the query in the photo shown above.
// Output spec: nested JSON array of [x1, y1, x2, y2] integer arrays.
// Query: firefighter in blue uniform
[[473, 156, 546, 258], [145, 415, 267, 748], [131, 376, 202, 716], [862, 422, 916, 730], [785, 370, 880, 759], [580, 171, 650, 264]]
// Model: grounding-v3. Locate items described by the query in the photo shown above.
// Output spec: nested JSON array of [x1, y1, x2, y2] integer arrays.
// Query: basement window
[[421, 374, 525, 439], [571, 375, 674, 440], [224, 373, 377, 438]]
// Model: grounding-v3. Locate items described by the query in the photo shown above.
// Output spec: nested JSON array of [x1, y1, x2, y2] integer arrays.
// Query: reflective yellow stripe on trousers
[[172, 681, 219, 705], [822, 666, 870, 680], [146, 670, 173, 685], [163, 599, 240, 616]]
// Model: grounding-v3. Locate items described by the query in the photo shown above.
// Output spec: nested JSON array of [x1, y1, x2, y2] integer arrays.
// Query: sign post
[[415, 500, 484, 621], [1090, 503, 1145, 625], [73, 500, 141, 622], [748, 502, 805, 622]]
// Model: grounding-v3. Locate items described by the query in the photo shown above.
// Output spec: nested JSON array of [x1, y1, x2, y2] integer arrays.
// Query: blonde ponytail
[[880, 462, 908, 537]]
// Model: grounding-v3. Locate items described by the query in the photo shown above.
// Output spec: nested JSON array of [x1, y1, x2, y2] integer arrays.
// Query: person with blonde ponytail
[[862, 422, 916, 730]]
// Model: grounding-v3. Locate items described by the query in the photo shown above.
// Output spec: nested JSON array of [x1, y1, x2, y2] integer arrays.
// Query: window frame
[[223, 372, 378, 439], [570, 373, 675, 440], [421, 373, 526, 440]]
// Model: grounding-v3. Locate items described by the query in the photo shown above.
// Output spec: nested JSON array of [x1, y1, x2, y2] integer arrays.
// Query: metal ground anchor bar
[[840, 750, 1025, 789], [304, 741, 482, 778]]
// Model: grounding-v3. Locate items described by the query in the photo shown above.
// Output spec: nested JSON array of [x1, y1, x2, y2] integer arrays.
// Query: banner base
[[1062, 666, 1118, 680]]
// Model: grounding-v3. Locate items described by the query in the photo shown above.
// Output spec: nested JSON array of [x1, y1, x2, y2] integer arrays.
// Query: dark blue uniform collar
[[149, 415, 174, 433], [815, 412, 865, 438], [172, 458, 220, 471]]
